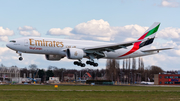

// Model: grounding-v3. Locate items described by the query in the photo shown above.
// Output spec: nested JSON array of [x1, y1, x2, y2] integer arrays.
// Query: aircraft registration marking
[[66, 46, 76, 48]]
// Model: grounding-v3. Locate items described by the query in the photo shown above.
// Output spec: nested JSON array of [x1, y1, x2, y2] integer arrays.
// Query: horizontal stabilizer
[[141, 48, 172, 52]]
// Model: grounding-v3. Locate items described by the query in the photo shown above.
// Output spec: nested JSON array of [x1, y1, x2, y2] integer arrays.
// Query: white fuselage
[[6, 37, 158, 60]]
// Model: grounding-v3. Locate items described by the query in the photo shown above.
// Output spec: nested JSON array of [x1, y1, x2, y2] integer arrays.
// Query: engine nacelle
[[67, 48, 86, 59], [45, 54, 64, 61]]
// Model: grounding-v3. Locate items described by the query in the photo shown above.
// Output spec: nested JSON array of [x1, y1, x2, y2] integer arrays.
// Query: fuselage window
[[10, 40, 16, 43]]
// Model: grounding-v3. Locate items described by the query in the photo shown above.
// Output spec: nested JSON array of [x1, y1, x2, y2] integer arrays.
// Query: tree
[[149, 65, 163, 81], [48, 66, 58, 70], [46, 70, 54, 80], [138, 57, 141, 70], [150, 65, 163, 74], [38, 69, 45, 82], [137, 57, 145, 81], [106, 59, 119, 81], [132, 58, 136, 70], [29, 64, 38, 71], [128, 58, 131, 71], [132, 58, 136, 83], [123, 59, 125, 72], [20, 67, 29, 77], [140, 58, 144, 71]]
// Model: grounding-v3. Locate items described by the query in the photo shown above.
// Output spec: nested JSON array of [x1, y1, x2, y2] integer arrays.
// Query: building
[[49, 77, 60, 83], [82, 72, 92, 80], [64, 74, 75, 81], [154, 73, 180, 85], [0, 65, 20, 83]]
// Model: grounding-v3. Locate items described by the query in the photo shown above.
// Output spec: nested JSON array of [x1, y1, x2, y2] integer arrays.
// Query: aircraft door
[[24, 39, 28, 46]]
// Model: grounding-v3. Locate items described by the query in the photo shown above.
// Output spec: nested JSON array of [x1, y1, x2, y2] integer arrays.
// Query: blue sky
[[0, 0, 180, 70]]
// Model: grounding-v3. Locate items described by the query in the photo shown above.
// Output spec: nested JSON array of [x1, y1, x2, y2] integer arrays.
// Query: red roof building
[[154, 74, 180, 85], [82, 72, 92, 80]]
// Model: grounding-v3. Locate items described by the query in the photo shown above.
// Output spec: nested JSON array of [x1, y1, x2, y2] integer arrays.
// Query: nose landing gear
[[17, 51, 23, 61], [19, 57, 23, 61]]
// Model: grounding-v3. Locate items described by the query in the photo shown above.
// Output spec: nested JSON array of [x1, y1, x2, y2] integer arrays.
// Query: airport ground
[[0, 84, 180, 101]]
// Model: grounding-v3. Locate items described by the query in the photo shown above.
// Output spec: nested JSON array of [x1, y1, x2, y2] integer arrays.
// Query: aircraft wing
[[83, 40, 142, 53], [141, 48, 172, 52]]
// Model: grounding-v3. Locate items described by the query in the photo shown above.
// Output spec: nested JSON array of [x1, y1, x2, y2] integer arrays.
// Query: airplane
[[6, 22, 171, 67]]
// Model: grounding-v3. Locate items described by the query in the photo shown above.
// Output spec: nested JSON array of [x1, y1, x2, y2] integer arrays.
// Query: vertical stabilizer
[[119, 22, 160, 57], [138, 22, 160, 48]]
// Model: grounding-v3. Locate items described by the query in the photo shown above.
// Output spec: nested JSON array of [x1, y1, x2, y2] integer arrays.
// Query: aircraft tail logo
[[137, 22, 160, 48], [119, 22, 160, 57]]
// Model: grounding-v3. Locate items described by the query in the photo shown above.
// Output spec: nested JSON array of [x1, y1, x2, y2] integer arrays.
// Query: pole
[[61, 71, 63, 82], [80, 71, 81, 82]]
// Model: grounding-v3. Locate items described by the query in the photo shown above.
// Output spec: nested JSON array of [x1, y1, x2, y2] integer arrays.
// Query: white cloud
[[157, 27, 180, 38], [160, 0, 179, 8], [47, 19, 149, 42], [94, 37, 112, 41], [143, 53, 180, 70], [116, 25, 148, 37], [0, 47, 43, 67], [0, 26, 14, 36], [0, 36, 8, 42], [71, 19, 117, 41], [47, 27, 73, 36], [61, 57, 74, 62], [18, 26, 40, 36], [161, 40, 178, 48], [174, 49, 180, 56], [72, 19, 115, 36], [0, 47, 9, 55], [123, 38, 136, 42], [18, 26, 35, 31], [19, 30, 41, 36]]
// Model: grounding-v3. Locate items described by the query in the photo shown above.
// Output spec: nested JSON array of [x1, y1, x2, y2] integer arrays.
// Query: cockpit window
[[10, 40, 16, 43]]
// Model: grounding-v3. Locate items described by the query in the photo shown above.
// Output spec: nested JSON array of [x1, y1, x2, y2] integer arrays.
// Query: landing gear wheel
[[81, 63, 86, 67], [19, 57, 23, 61], [73, 60, 86, 67], [89, 61, 94, 65], [74, 61, 79, 65], [86, 61, 91, 64], [93, 63, 98, 67], [77, 62, 81, 66]]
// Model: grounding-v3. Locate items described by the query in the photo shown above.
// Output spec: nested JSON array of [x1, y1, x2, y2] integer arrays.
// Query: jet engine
[[67, 48, 86, 59], [45, 54, 64, 61]]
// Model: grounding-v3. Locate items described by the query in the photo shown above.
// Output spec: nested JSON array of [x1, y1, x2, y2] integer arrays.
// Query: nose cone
[[6, 43, 10, 48], [6, 42, 13, 50], [6, 40, 18, 50]]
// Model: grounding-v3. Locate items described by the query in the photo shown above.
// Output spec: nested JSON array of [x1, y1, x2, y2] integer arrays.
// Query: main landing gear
[[73, 60, 98, 67], [74, 60, 86, 67], [86, 61, 98, 67]]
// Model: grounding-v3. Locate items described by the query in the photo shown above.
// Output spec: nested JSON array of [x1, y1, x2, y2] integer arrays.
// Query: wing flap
[[141, 48, 172, 52]]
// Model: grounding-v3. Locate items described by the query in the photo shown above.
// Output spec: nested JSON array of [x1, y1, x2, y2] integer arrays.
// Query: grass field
[[0, 85, 180, 101]]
